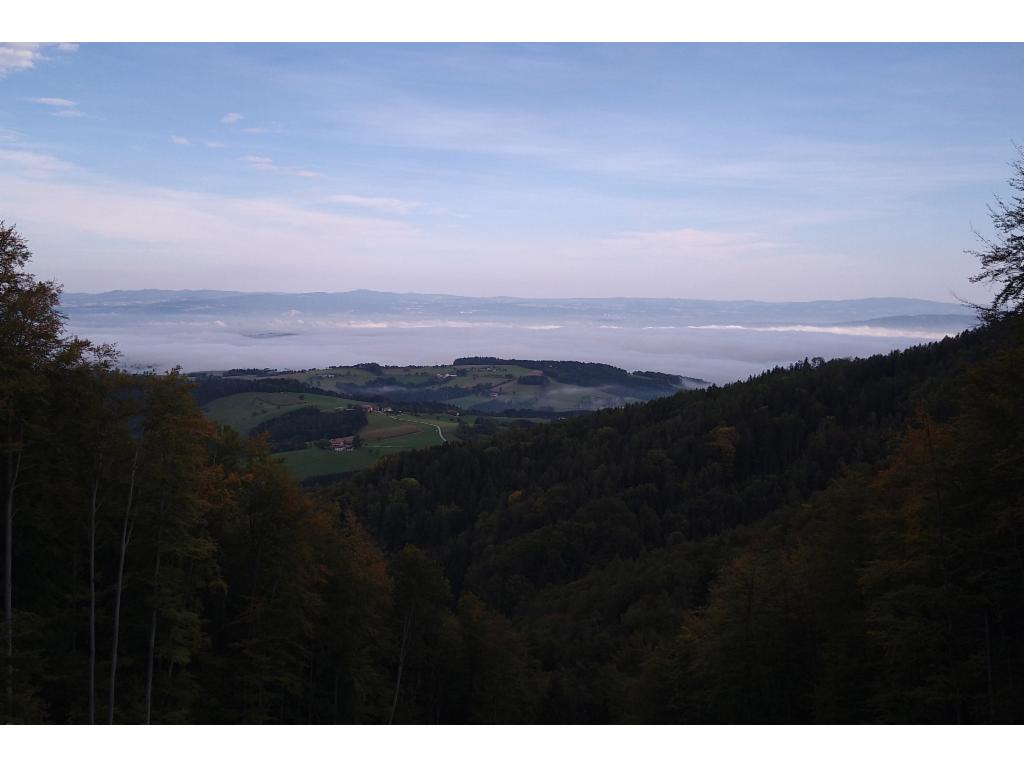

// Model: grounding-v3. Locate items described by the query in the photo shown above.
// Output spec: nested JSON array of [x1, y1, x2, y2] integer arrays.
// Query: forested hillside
[[335, 319, 1024, 722], [3, 215, 1024, 723]]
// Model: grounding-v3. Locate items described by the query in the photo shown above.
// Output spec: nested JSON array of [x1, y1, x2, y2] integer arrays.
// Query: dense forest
[[338, 321, 1023, 723], [452, 356, 689, 391], [188, 374, 352, 407], [255, 406, 368, 452], [2, 150, 1023, 723]]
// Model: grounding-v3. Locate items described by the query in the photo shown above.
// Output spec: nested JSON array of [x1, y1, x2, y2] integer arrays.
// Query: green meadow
[[202, 391, 366, 434], [202, 391, 467, 481]]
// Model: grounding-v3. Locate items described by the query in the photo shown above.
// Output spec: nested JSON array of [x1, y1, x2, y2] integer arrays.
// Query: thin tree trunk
[[388, 607, 413, 725], [333, 667, 339, 724], [5, 447, 21, 716], [89, 478, 99, 725], [985, 609, 995, 723], [144, 528, 162, 725], [108, 444, 140, 725], [5, 482, 13, 714], [71, 550, 79, 654], [307, 651, 315, 723]]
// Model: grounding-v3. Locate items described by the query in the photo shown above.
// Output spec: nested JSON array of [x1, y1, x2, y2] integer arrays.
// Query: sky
[[0, 42, 1022, 301]]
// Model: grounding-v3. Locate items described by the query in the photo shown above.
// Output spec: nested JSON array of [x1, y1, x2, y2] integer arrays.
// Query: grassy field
[[215, 361, 688, 416], [278, 363, 536, 398], [361, 424, 421, 441], [359, 412, 452, 450], [216, 360, 697, 416], [202, 391, 366, 434], [275, 444, 406, 480], [394, 413, 462, 440], [276, 412, 454, 480], [203, 388, 536, 483]]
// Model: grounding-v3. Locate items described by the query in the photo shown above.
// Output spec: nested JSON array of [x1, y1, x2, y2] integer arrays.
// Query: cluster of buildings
[[328, 436, 355, 452], [359, 404, 393, 414]]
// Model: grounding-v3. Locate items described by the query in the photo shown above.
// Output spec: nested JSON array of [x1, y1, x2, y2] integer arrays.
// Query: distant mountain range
[[61, 289, 977, 330]]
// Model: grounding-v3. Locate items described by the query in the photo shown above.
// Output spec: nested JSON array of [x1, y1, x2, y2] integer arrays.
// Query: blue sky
[[1, 42, 1021, 300]]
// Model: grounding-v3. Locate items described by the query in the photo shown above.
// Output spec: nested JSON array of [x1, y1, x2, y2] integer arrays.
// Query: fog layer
[[62, 291, 978, 384]]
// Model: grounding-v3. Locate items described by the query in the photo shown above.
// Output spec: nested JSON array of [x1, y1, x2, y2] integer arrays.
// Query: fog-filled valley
[[61, 290, 977, 382]]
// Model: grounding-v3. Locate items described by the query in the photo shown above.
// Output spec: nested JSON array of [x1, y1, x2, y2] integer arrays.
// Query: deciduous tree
[[968, 146, 1024, 321]]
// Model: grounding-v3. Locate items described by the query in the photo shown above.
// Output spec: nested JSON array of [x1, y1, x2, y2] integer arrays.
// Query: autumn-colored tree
[[454, 592, 534, 722], [196, 434, 324, 723], [0, 221, 98, 720]]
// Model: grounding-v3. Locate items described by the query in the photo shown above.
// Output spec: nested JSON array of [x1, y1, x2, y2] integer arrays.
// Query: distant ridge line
[[61, 288, 974, 310]]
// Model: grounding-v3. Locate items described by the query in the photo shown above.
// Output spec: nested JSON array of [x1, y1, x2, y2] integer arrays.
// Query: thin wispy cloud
[[328, 194, 423, 215], [686, 323, 948, 341], [339, 99, 566, 159], [30, 97, 76, 107], [221, 112, 244, 124], [0, 176, 412, 248], [170, 135, 191, 145], [27, 96, 84, 118], [0, 157, 423, 293], [0, 148, 76, 177], [243, 154, 322, 178], [607, 227, 775, 249]]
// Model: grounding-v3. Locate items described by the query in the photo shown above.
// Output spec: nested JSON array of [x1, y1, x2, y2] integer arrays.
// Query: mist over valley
[[61, 289, 978, 383]]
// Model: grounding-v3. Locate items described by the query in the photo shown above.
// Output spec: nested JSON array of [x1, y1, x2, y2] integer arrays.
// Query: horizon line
[[59, 287, 973, 307]]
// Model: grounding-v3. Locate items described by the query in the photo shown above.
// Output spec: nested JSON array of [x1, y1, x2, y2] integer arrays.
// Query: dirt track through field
[[360, 424, 421, 441], [397, 417, 448, 443]]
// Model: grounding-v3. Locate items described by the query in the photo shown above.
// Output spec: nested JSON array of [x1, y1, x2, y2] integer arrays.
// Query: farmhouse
[[329, 436, 355, 452]]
